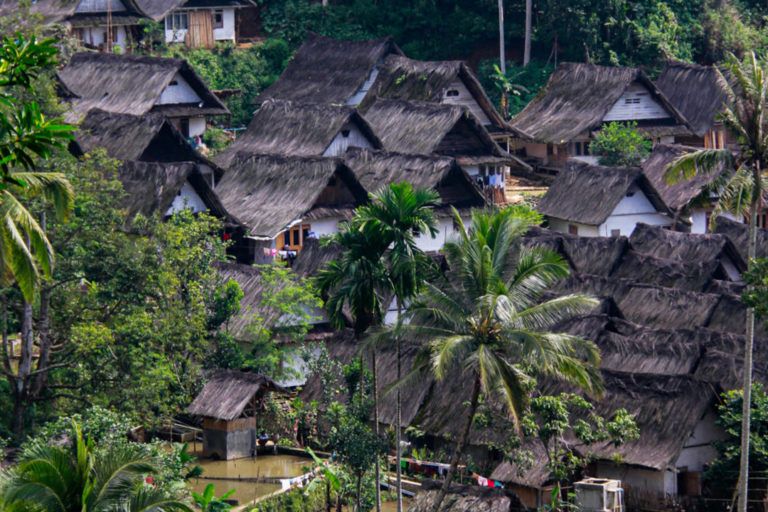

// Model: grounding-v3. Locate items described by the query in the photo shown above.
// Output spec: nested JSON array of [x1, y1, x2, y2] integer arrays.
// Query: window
[[212, 9, 224, 29], [624, 97, 641, 105], [292, 229, 300, 246], [168, 79, 178, 86], [570, 141, 591, 156], [611, 229, 621, 237], [568, 224, 578, 235], [165, 11, 188, 31], [179, 118, 190, 137], [341, 129, 350, 138], [446, 89, 460, 97]]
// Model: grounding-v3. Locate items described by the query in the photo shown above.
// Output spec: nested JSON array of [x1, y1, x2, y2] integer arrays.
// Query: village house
[[215, 99, 382, 168], [215, 154, 368, 263], [70, 109, 230, 220], [536, 163, 673, 237], [58, 52, 229, 137], [256, 33, 403, 107], [509, 63, 692, 170], [655, 61, 731, 149], [360, 99, 531, 203], [162, 0, 262, 48]]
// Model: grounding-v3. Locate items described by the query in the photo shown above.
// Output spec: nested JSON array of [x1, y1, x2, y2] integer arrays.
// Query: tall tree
[[524, 0, 532, 66], [666, 52, 768, 512], [354, 182, 439, 512], [404, 207, 603, 512]]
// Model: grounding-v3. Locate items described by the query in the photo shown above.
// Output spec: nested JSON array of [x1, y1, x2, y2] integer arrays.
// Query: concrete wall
[[158, 72, 202, 104], [604, 82, 672, 122], [203, 427, 255, 460], [322, 123, 375, 157]]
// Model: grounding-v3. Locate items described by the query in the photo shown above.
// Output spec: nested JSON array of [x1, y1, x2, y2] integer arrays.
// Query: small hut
[[187, 370, 285, 460]]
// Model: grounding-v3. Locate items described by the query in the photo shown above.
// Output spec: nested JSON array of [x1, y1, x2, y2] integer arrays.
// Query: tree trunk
[[13, 300, 34, 438], [396, 303, 403, 512], [326, 479, 331, 512], [431, 376, 481, 512], [373, 349, 381, 512], [498, 0, 507, 118], [524, 0, 532, 65], [32, 286, 51, 397], [356, 474, 362, 512], [737, 164, 761, 512]]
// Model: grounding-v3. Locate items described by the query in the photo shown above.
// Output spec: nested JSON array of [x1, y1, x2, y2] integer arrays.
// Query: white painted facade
[[308, 217, 344, 238], [415, 216, 458, 252], [166, 181, 207, 215], [604, 82, 672, 122], [164, 7, 237, 44], [548, 186, 672, 237], [189, 116, 206, 137], [157, 73, 202, 104], [76, 25, 128, 51], [347, 66, 380, 106], [442, 79, 491, 126], [322, 123, 375, 156]]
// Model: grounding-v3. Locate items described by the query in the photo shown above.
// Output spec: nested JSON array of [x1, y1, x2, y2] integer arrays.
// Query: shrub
[[590, 121, 652, 167]]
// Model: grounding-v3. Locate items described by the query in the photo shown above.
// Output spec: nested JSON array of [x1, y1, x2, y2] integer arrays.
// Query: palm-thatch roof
[[118, 160, 228, 220], [641, 144, 730, 212], [215, 99, 382, 168], [343, 148, 486, 208], [291, 238, 344, 277], [0, 0, 160, 23], [216, 153, 368, 239], [713, 216, 768, 261], [256, 33, 403, 105], [187, 370, 284, 421], [361, 54, 511, 133], [58, 52, 228, 119], [509, 62, 690, 143], [410, 480, 525, 512], [655, 62, 730, 137], [537, 164, 671, 225]]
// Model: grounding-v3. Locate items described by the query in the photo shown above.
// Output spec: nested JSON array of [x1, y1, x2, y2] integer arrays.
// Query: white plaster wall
[[157, 73, 202, 104], [347, 65, 379, 106], [310, 217, 343, 237], [415, 216, 461, 252], [322, 123, 375, 156], [604, 82, 672, 122], [79, 26, 127, 51], [547, 217, 600, 237], [166, 181, 207, 215], [597, 188, 672, 236], [442, 79, 491, 126], [189, 116, 206, 137], [675, 410, 724, 473], [690, 209, 707, 234], [213, 8, 236, 41]]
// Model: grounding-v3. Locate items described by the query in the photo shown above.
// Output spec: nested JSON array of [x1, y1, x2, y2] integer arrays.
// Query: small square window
[[212, 9, 224, 29], [568, 224, 578, 235], [446, 89, 460, 97], [611, 229, 621, 237]]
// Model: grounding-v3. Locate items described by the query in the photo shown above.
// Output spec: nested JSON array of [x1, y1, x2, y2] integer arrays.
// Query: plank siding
[[604, 82, 672, 122], [322, 123, 375, 156]]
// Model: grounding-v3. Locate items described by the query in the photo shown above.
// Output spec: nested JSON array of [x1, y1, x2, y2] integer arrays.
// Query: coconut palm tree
[[0, 422, 192, 512], [665, 52, 768, 512], [354, 182, 440, 512], [403, 207, 602, 512]]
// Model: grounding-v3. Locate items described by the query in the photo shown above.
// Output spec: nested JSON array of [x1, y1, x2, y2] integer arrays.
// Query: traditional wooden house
[[361, 99, 530, 203], [360, 54, 512, 138], [509, 63, 691, 169], [58, 52, 229, 137], [216, 154, 368, 262], [537, 164, 672, 237], [187, 370, 285, 460], [256, 33, 403, 107], [655, 62, 731, 149], [162, 0, 261, 48], [215, 99, 382, 168], [344, 148, 486, 251]]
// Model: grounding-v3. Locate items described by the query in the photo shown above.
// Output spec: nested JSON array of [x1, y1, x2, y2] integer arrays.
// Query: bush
[[479, 60, 554, 118], [590, 121, 652, 167], [247, 482, 327, 512]]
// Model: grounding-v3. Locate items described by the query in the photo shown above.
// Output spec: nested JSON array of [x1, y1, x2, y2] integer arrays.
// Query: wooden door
[[186, 10, 214, 49]]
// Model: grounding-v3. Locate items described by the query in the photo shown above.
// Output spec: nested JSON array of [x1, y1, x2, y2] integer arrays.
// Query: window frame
[[212, 9, 224, 29]]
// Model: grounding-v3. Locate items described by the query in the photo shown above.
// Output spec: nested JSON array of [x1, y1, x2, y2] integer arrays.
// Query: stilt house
[[58, 52, 229, 137]]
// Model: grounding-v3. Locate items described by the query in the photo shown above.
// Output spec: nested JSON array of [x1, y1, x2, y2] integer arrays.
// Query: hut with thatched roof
[[509, 62, 691, 169], [216, 153, 368, 262], [256, 33, 403, 106], [655, 62, 732, 148], [537, 164, 672, 237], [58, 52, 228, 137], [215, 99, 382, 168], [187, 370, 285, 460], [361, 99, 530, 203]]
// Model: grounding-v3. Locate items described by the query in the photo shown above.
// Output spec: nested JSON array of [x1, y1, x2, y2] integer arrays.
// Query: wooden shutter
[[186, 10, 214, 49]]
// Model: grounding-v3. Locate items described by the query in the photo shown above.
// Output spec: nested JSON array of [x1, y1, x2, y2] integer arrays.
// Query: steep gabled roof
[[655, 62, 731, 137], [361, 99, 507, 157], [361, 54, 510, 132], [510, 62, 689, 143], [59, 52, 228, 118], [216, 154, 368, 239], [187, 370, 284, 420], [215, 100, 382, 168], [343, 148, 486, 208], [256, 33, 403, 105], [713, 216, 768, 261], [641, 144, 730, 212], [538, 164, 671, 225]]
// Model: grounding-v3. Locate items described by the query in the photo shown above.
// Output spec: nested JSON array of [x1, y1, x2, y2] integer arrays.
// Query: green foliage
[[744, 258, 768, 320], [202, 126, 232, 155], [480, 60, 554, 118], [590, 122, 652, 167], [162, 41, 290, 127], [705, 384, 768, 499], [192, 483, 235, 512], [247, 478, 327, 512]]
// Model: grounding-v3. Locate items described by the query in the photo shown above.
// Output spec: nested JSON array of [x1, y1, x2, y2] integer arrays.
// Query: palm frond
[[9, 172, 74, 220], [665, 149, 734, 185]]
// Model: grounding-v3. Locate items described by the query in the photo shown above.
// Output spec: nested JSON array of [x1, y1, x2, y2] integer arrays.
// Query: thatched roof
[[131, 0, 187, 20], [655, 62, 730, 137], [410, 480, 524, 512], [216, 154, 368, 239], [361, 54, 510, 132], [256, 33, 402, 105], [641, 144, 729, 212], [215, 99, 382, 168], [0, 0, 186, 23], [713, 216, 768, 261], [343, 148, 486, 208], [187, 370, 284, 421], [118, 160, 227, 220], [611, 251, 720, 292], [509, 62, 689, 143], [537, 164, 671, 225], [361, 99, 528, 171], [59, 52, 228, 119], [291, 238, 344, 277]]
